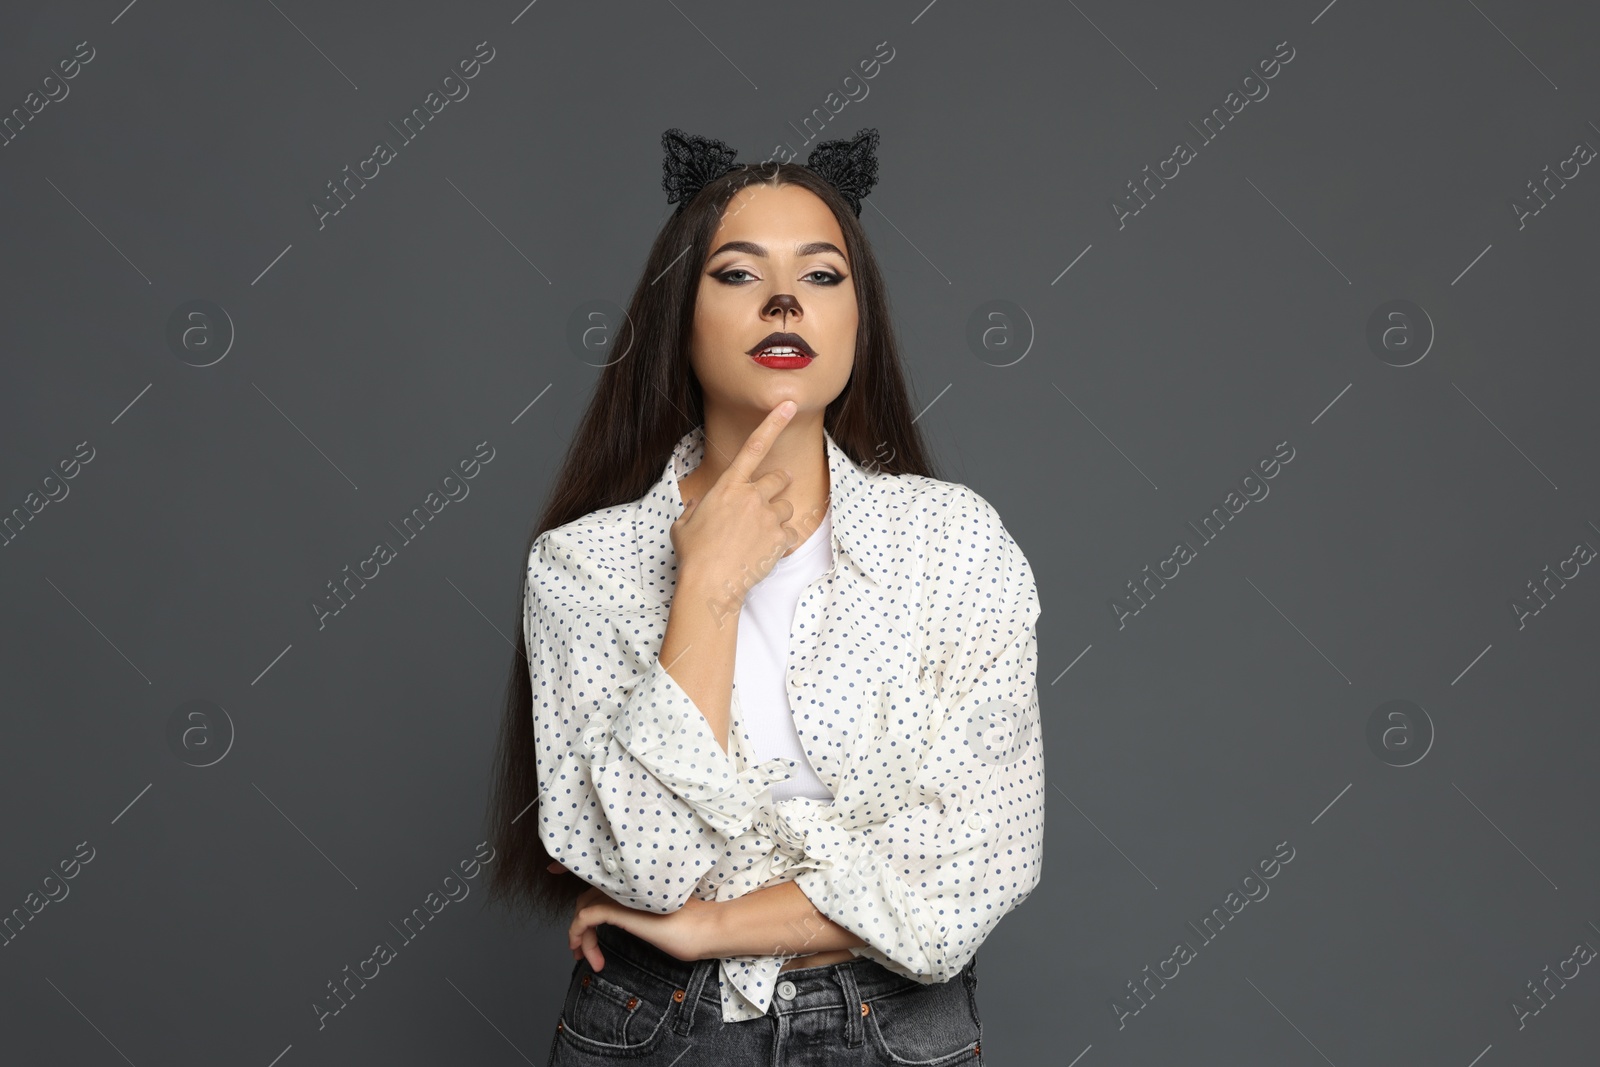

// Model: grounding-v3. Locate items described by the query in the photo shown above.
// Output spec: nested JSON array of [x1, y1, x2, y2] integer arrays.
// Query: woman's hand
[[669, 400, 800, 603], [550, 860, 721, 970]]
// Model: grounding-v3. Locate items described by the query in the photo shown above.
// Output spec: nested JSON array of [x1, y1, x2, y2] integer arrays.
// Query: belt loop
[[672, 958, 717, 1036], [834, 962, 864, 1048]]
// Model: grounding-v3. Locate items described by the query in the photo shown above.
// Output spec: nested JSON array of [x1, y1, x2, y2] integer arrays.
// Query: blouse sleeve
[[784, 488, 1045, 984], [524, 528, 772, 913]]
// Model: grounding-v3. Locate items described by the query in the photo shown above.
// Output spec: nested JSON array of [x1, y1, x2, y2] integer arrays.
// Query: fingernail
[[781, 401, 796, 416]]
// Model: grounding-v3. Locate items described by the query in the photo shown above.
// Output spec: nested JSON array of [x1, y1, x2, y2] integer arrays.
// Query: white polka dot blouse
[[523, 424, 1044, 1022]]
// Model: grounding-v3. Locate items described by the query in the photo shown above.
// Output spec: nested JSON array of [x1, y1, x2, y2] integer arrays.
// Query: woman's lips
[[751, 347, 814, 369]]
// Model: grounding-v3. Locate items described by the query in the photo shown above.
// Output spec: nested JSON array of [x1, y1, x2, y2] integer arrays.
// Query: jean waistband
[[593, 922, 957, 1020]]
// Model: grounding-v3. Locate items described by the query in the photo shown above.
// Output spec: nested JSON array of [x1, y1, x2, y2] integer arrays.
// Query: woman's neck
[[679, 411, 832, 557]]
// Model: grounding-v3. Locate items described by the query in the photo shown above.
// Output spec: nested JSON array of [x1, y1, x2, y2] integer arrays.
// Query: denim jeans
[[545, 923, 985, 1066]]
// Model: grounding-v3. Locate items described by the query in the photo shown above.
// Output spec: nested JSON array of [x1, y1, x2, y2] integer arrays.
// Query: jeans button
[[776, 979, 797, 1001]]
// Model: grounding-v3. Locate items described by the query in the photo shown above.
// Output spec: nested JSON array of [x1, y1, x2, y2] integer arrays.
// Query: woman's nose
[[763, 293, 801, 323]]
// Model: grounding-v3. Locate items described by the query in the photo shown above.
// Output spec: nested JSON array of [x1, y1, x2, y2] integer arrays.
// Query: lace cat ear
[[804, 128, 880, 216], [661, 128, 742, 210], [661, 126, 882, 216]]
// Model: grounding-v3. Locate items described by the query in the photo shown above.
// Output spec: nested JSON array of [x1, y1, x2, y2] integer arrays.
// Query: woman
[[485, 128, 1043, 1065]]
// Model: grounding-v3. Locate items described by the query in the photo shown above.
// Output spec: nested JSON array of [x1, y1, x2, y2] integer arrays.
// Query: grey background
[[3, 0, 1597, 1064]]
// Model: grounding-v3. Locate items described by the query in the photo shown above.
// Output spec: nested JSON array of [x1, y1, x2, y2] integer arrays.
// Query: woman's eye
[[712, 268, 845, 285]]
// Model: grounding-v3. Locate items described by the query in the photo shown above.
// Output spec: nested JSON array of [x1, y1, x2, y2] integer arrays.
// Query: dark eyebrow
[[706, 240, 847, 261]]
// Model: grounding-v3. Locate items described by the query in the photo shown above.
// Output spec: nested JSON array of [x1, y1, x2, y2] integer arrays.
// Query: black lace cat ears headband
[[661, 127, 882, 217]]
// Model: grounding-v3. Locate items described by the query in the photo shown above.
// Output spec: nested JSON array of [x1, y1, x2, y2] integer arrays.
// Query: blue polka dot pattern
[[524, 424, 1044, 1022]]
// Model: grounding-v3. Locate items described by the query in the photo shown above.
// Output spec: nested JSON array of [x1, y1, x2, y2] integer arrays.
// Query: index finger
[[726, 400, 798, 483]]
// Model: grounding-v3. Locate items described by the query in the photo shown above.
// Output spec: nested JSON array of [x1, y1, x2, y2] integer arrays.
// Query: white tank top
[[733, 505, 836, 802]]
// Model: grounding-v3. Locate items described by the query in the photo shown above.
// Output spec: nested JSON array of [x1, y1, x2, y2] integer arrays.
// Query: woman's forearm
[[704, 879, 867, 959], [659, 565, 741, 751]]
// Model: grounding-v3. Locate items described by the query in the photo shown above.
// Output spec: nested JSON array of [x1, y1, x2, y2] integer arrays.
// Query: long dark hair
[[484, 160, 940, 924]]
